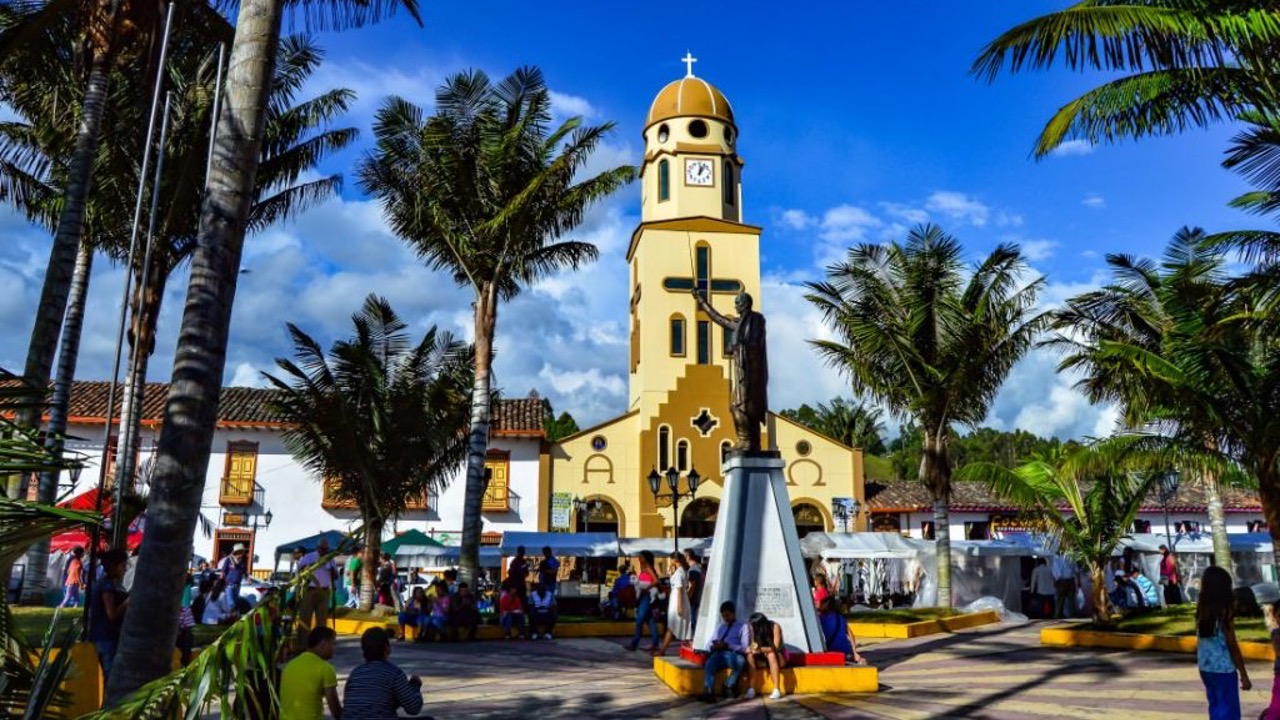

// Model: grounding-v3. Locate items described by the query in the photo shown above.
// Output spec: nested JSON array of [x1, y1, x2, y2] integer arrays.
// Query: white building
[[865, 479, 1267, 541], [56, 381, 548, 570]]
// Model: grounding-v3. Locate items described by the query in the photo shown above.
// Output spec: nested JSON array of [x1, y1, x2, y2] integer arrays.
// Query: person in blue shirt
[[699, 601, 750, 702], [537, 546, 560, 595], [818, 596, 866, 664], [1130, 567, 1160, 608], [219, 544, 249, 609], [88, 549, 130, 679]]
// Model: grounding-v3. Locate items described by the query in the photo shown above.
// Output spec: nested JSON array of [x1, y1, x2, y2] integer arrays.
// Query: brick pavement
[[328, 622, 1267, 718]]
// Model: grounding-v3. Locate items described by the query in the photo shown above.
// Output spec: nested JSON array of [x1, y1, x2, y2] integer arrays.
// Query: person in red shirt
[[812, 573, 832, 609], [498, 580, 525, 640], [1159, 545, 1183, 605], [60, 546, 85, 608]]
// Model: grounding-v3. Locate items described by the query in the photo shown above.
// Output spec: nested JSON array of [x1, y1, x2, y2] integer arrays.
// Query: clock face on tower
[[685, 158, 714, 186]]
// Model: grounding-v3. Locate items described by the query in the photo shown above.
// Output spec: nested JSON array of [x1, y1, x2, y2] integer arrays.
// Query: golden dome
[[646, 75, 735, 129]]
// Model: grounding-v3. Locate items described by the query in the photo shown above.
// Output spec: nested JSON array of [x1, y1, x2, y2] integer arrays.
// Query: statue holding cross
[[693, 289, 768, 453]]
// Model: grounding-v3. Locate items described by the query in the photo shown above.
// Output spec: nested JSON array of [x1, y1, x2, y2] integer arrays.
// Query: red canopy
[[49, 489, 140, 552]]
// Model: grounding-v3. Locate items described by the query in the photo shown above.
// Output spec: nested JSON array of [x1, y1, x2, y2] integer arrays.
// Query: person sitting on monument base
[[699, 601, 750, 702], [746, 612, 788, 700]]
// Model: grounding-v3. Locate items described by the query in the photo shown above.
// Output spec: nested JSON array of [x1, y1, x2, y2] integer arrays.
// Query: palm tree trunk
[[1202, 469, 1233, 573], [922, 429, 952, 608], [20, 242, 94, 604], [112, 266, 169, 544], [458, 284, 496, 588], [10, 4, 120, 496], [1090, 562, 1111, 626], [1260, 470, 1280, 582], [361, 516, 383, 612], [104, 0, 283, 703]]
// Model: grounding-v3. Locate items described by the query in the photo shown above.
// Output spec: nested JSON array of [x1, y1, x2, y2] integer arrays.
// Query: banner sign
[[551, 492, 573, 530]]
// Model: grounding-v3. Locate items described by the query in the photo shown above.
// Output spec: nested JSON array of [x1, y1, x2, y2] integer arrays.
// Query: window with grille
[[482, 450, 510, 512], [220, 441, 258, 506]]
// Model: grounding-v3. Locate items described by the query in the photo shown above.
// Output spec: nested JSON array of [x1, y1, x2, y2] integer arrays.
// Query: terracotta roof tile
[[866, 479, 1262, 513], [3, 380, 544, 436]]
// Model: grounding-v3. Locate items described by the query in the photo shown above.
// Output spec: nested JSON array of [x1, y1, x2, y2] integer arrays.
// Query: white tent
[[617, 537, 712, 557], [800, 532, 928, 560], [499, 531, 620, 558], [392, 545, 503, 568]]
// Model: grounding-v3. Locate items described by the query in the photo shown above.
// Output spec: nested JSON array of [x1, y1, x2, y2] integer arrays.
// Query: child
[[1197, 566, 1250, 719]]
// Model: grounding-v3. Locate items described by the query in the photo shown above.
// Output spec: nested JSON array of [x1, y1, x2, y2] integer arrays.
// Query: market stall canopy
[[953, 539, 1047, 557], [616, 537, 713, 557], [500, 531, 619, 557], [394, 545, 504, 567], [273, 530, 352, 562], [381, 529, 444, 557], [800, 532, 932, 560], [1123, 532, 1275, 554]]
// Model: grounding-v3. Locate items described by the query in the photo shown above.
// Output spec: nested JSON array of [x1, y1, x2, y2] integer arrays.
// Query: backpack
[[618, 584, 638, 609]]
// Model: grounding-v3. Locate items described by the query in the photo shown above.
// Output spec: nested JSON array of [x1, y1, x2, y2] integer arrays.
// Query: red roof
[[3, 380, 546, 437]]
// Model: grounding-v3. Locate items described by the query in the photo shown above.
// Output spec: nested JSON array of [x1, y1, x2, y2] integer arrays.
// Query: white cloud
[[230, 362, 266, 388], [1050, 140, 1095, 157], [779, 209, 816, 230], [548, 91, 596, 119], [925, 191, 990, 227], [1082, 194, 1106, 209], [1020, 239, 1058, 262], [879, 202, 929, 225], [818, 205, 880, 243]]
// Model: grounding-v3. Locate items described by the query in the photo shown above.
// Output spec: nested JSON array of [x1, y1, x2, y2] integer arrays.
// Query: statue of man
[[693, 290, 768, 452]]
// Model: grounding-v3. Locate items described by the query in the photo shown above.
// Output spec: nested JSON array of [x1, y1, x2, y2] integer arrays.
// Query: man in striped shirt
[[343, 627, 427, 719]]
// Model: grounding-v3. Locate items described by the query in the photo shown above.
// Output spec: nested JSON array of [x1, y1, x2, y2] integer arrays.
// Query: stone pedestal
[[693, 454, 823, 653]]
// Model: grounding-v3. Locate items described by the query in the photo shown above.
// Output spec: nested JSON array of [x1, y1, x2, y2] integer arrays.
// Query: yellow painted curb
[[1040, 625, 1276, 661], [331, 617, 634, 641], [653, 656, 879, 696], [848, 610, 1001, 639]]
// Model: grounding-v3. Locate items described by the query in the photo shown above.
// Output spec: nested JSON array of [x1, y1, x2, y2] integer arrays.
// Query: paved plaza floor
[[328, 622, 1272, 718]]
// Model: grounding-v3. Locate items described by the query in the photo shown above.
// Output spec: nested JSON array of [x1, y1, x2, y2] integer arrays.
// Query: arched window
[[658, 426, 671, 471], [658, 159, 670, 202], [697, 320, 711, 365], [669, 315, 686, 356], [724, 162, 735, 205], [676, 439, 690, 472]]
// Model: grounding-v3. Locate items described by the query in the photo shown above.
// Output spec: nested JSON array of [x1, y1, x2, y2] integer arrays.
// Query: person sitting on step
[[747, 612, 788, 700], [698, 601, 750, 702]]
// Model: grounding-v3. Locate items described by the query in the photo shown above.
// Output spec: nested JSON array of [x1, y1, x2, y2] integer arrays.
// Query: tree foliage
[[779, 398, 886, 454]]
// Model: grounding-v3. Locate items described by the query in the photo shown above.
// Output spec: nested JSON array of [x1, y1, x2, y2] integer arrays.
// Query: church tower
[[548, 57, 864, 543], [628, 56, 763, 427]]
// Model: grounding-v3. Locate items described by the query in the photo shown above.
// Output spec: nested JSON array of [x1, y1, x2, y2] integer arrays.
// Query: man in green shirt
[[345, 554, 362, 608], [281, 626, 342, 720]]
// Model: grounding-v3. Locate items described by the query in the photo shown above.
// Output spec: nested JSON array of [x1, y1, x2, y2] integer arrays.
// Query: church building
[[547, 63, 868, 540]]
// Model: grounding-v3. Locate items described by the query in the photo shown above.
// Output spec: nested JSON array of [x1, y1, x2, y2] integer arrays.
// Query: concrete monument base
[[692, 454, 824, 653], [653, 655, 880, 696]]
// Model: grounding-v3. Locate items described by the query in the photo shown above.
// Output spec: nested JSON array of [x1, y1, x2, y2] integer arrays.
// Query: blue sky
[[0, 1, 1264, 441]]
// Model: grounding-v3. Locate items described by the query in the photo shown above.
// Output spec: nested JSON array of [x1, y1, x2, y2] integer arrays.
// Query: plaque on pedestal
[[693, 454, 824, 653]]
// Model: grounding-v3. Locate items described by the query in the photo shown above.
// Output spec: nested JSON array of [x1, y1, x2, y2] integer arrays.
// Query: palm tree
[[0, 0, 168, 470], [1051, 230, 1280, 566], [1049, 228, 1239, 569], [957, 443, 1160, 625], [358, 67, 635, 585], [805, 224, 1050, 606], [106, 0, 418, 698], [972, 3, 1280, 159], [811, 398, 886, 454], [0, 32, 354, 602], [264, 295, 472, 610]]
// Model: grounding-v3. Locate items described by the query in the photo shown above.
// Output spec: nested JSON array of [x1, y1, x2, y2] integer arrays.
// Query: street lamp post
[[1158, 469, 1181, 549], [849, 498, 861, 533], [573, 496, 601, 533], [648, 466, 700, 554]]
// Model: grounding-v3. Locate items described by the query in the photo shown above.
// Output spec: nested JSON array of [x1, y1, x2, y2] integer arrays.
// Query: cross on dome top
[[682, 51, 698, 77]]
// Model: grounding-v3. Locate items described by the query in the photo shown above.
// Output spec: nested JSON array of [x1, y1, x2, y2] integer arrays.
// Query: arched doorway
[[575, 498, 620, 535], [792, 502, 826, 538], [680, 498, 719, 538]]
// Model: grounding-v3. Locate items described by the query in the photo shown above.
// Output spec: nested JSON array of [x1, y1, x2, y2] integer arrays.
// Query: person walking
[[295, 538, 339, 649], [219, 544, 249, 610], [1051, 552, 1077, 619], [507, 546, 530, 606], [698, 601, 749, 702], [657, 551, 692, 656], [88, 549, 129, 679], [376, 554, 396, 608], [280, 626, 342, 720], [1159, 545, 1183, 605], [627, 551, 660, 652], [345, 551, 362, 608], [1197, 565, 1250, 720], [1028, 558, 1055, 619], [60, 546, 85, 608], [684, 549, 704, 630], [343, 627, 426, 719]]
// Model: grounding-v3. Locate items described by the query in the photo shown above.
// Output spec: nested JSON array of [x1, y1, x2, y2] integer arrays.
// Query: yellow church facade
[[547, 65, 867, 540]]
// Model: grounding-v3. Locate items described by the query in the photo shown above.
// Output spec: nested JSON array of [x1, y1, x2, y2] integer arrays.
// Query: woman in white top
[[657, 551, 692, 656], [201, 580, 237, 625]]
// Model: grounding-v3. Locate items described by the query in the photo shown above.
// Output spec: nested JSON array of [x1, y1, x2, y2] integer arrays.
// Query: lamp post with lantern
[[647, 466, 700, 553], [573, 496, 602, 533]]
